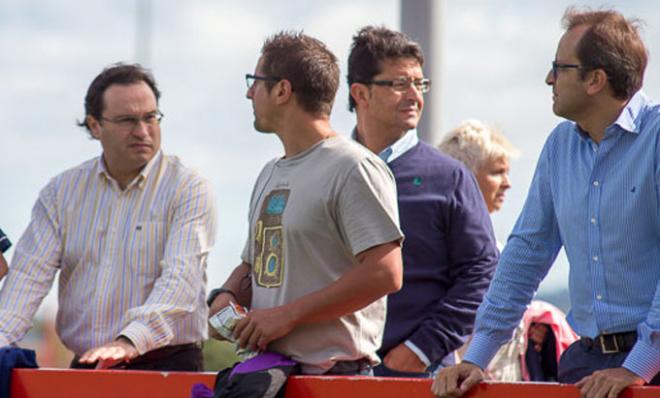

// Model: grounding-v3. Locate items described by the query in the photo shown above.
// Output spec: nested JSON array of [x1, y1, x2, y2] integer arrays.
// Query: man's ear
[[585, 69, 609, 96], [87, 116, 102, 140], [350, 83, 370, 109], [273, 79, 293, 105]]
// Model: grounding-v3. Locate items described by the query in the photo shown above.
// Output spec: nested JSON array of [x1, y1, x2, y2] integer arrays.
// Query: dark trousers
[[558, 339, 660, 385], [324, 358, 374, 376], [71, 343, 203, 372], [373, 351, 454, 378]]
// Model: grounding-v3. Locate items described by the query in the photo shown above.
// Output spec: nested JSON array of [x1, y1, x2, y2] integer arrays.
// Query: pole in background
[[135, 0, 153, 66], [400, 0, 443, 144]]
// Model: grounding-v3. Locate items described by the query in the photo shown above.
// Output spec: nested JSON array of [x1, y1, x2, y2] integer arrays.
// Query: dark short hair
[[78, 63, 160, 137], [347, 26, 424, 112], [563, 8, 647, 100], [260, 31, 339, 116]]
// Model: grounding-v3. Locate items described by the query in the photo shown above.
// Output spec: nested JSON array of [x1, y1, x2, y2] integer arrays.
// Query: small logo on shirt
[[413, 177, 423, 186]]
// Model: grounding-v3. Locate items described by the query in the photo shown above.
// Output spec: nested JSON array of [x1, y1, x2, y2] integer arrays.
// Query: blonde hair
[[438, 119, 519, 173]]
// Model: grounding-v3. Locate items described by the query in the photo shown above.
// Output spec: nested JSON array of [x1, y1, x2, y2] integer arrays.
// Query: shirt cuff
[[119, 321, 155, 355], [622, 339, 660, 383], [404, 340, 431, 367], [462, 332, 503, 370]]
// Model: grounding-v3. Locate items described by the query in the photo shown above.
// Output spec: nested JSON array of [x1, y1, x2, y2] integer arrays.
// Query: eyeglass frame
[[551, 61, 596, 79], [99, 110, 164, 131], [359, 77, 432, 94], [245, 73, 282, 89]]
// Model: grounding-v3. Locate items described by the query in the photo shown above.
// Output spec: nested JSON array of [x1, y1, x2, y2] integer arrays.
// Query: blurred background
[[1, 0, 658, 369]]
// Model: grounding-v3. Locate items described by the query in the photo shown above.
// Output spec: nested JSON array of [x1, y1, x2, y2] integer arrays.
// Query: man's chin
[[131, 151, 156, 165], [253, 122, 275, 134], [400, 119, 420, 131], [552, 103, 565, 118]]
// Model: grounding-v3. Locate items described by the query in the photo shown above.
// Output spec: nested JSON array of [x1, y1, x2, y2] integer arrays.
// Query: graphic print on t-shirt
[[254, 189, 289, 288]]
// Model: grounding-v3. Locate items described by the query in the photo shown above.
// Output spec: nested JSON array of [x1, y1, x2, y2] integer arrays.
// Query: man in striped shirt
[[0, 64, 217, 371]]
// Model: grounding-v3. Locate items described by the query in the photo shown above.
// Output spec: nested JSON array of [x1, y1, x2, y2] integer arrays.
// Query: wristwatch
[[206, 287, 237, 307]]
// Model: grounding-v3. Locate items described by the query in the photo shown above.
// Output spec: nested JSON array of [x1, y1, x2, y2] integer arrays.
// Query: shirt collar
[[613, 90, 647, 135], [96, 150, 162, 190], [574, 91, 648, 141], [352, 128, 419, 163]]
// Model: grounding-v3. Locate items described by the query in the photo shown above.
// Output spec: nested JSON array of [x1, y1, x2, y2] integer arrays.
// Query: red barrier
[[9, 368, 660, 398]]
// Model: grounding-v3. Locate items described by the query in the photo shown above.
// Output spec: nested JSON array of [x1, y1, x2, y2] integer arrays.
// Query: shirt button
[[593, 256, 598, 261], [593, 181, 600, 187], [590, 218, 596, 224], [596, 294, 603, 300]]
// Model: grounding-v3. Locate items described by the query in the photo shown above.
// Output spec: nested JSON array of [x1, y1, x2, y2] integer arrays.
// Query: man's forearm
[[214, 262, 252, 308], [285, 241, 402, 327]]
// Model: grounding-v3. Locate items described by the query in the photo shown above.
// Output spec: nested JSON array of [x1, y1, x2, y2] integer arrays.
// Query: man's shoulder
[[323, 135, 380, 164], [414, 141, 464, 165], [400, 141, 472, 176], [302, 136, 387, 175], [159, 154, 209, 186], [48, 157, 100, 186]]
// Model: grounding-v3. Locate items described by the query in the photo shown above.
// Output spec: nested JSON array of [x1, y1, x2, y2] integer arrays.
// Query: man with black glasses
[[433, 8, 659, 398], [208, 31, 404, 375], [0, 63, 216, 371], [347, 26, 499, 378]]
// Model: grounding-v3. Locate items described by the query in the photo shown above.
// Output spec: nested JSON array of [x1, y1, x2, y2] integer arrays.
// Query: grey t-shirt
[[242, 135, 403, 374]]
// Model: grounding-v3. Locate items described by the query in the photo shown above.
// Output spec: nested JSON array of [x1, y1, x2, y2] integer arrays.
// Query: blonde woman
[[438, 119, 518, 219]]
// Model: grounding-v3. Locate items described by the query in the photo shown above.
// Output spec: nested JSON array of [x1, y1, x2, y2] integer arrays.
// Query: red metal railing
[[9, 368, 660, 397]]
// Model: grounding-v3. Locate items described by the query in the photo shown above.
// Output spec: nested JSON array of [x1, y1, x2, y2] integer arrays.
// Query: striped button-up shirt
[[0, 151, 216, 355], [465, 92, 660, 382]]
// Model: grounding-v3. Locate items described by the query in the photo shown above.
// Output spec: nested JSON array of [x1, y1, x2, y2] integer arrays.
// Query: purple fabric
[[190, 383, 214, 398], [230, 352, 297, 378]]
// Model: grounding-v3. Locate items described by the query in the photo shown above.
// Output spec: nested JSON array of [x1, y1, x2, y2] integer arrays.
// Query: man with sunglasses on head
[[207, 31, 403, 375], [0, 63, 216, 371], [433, 8, 660, 398], [347, 26, 498, 378]]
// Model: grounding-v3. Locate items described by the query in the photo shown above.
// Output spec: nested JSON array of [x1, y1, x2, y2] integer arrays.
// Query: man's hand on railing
[[78, 337, 139, 369], [576, 367, 645, 398], [431, 361, 485, 397]]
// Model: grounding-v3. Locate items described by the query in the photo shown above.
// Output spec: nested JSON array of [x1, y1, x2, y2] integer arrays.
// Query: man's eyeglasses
[[245, 74, 281, 89], [551, 61, 594, 79], [363, 77, 431, 94], [100, 111, 163, 131]]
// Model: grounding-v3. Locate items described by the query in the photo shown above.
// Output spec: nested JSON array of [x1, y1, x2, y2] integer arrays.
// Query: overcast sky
[[1, 0, 659, 312]]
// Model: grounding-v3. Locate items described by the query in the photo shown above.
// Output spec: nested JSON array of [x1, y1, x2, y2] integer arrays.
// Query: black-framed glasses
[[245, 74, 281, 89], [100, 110, 163, 131], [551, 61, 594, 79], [364, 77, 431, 94]]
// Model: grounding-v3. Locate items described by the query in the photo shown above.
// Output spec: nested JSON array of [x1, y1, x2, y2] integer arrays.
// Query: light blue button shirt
[[464, 92, 660, 382]]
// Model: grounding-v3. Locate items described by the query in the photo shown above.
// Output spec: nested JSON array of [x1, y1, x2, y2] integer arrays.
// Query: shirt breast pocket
[[129, 221, 167, 278]]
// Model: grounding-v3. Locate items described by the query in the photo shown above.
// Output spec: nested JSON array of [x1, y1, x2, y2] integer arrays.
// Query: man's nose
[[545, 69, 555, 86], [131, 120, 149, 138]]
